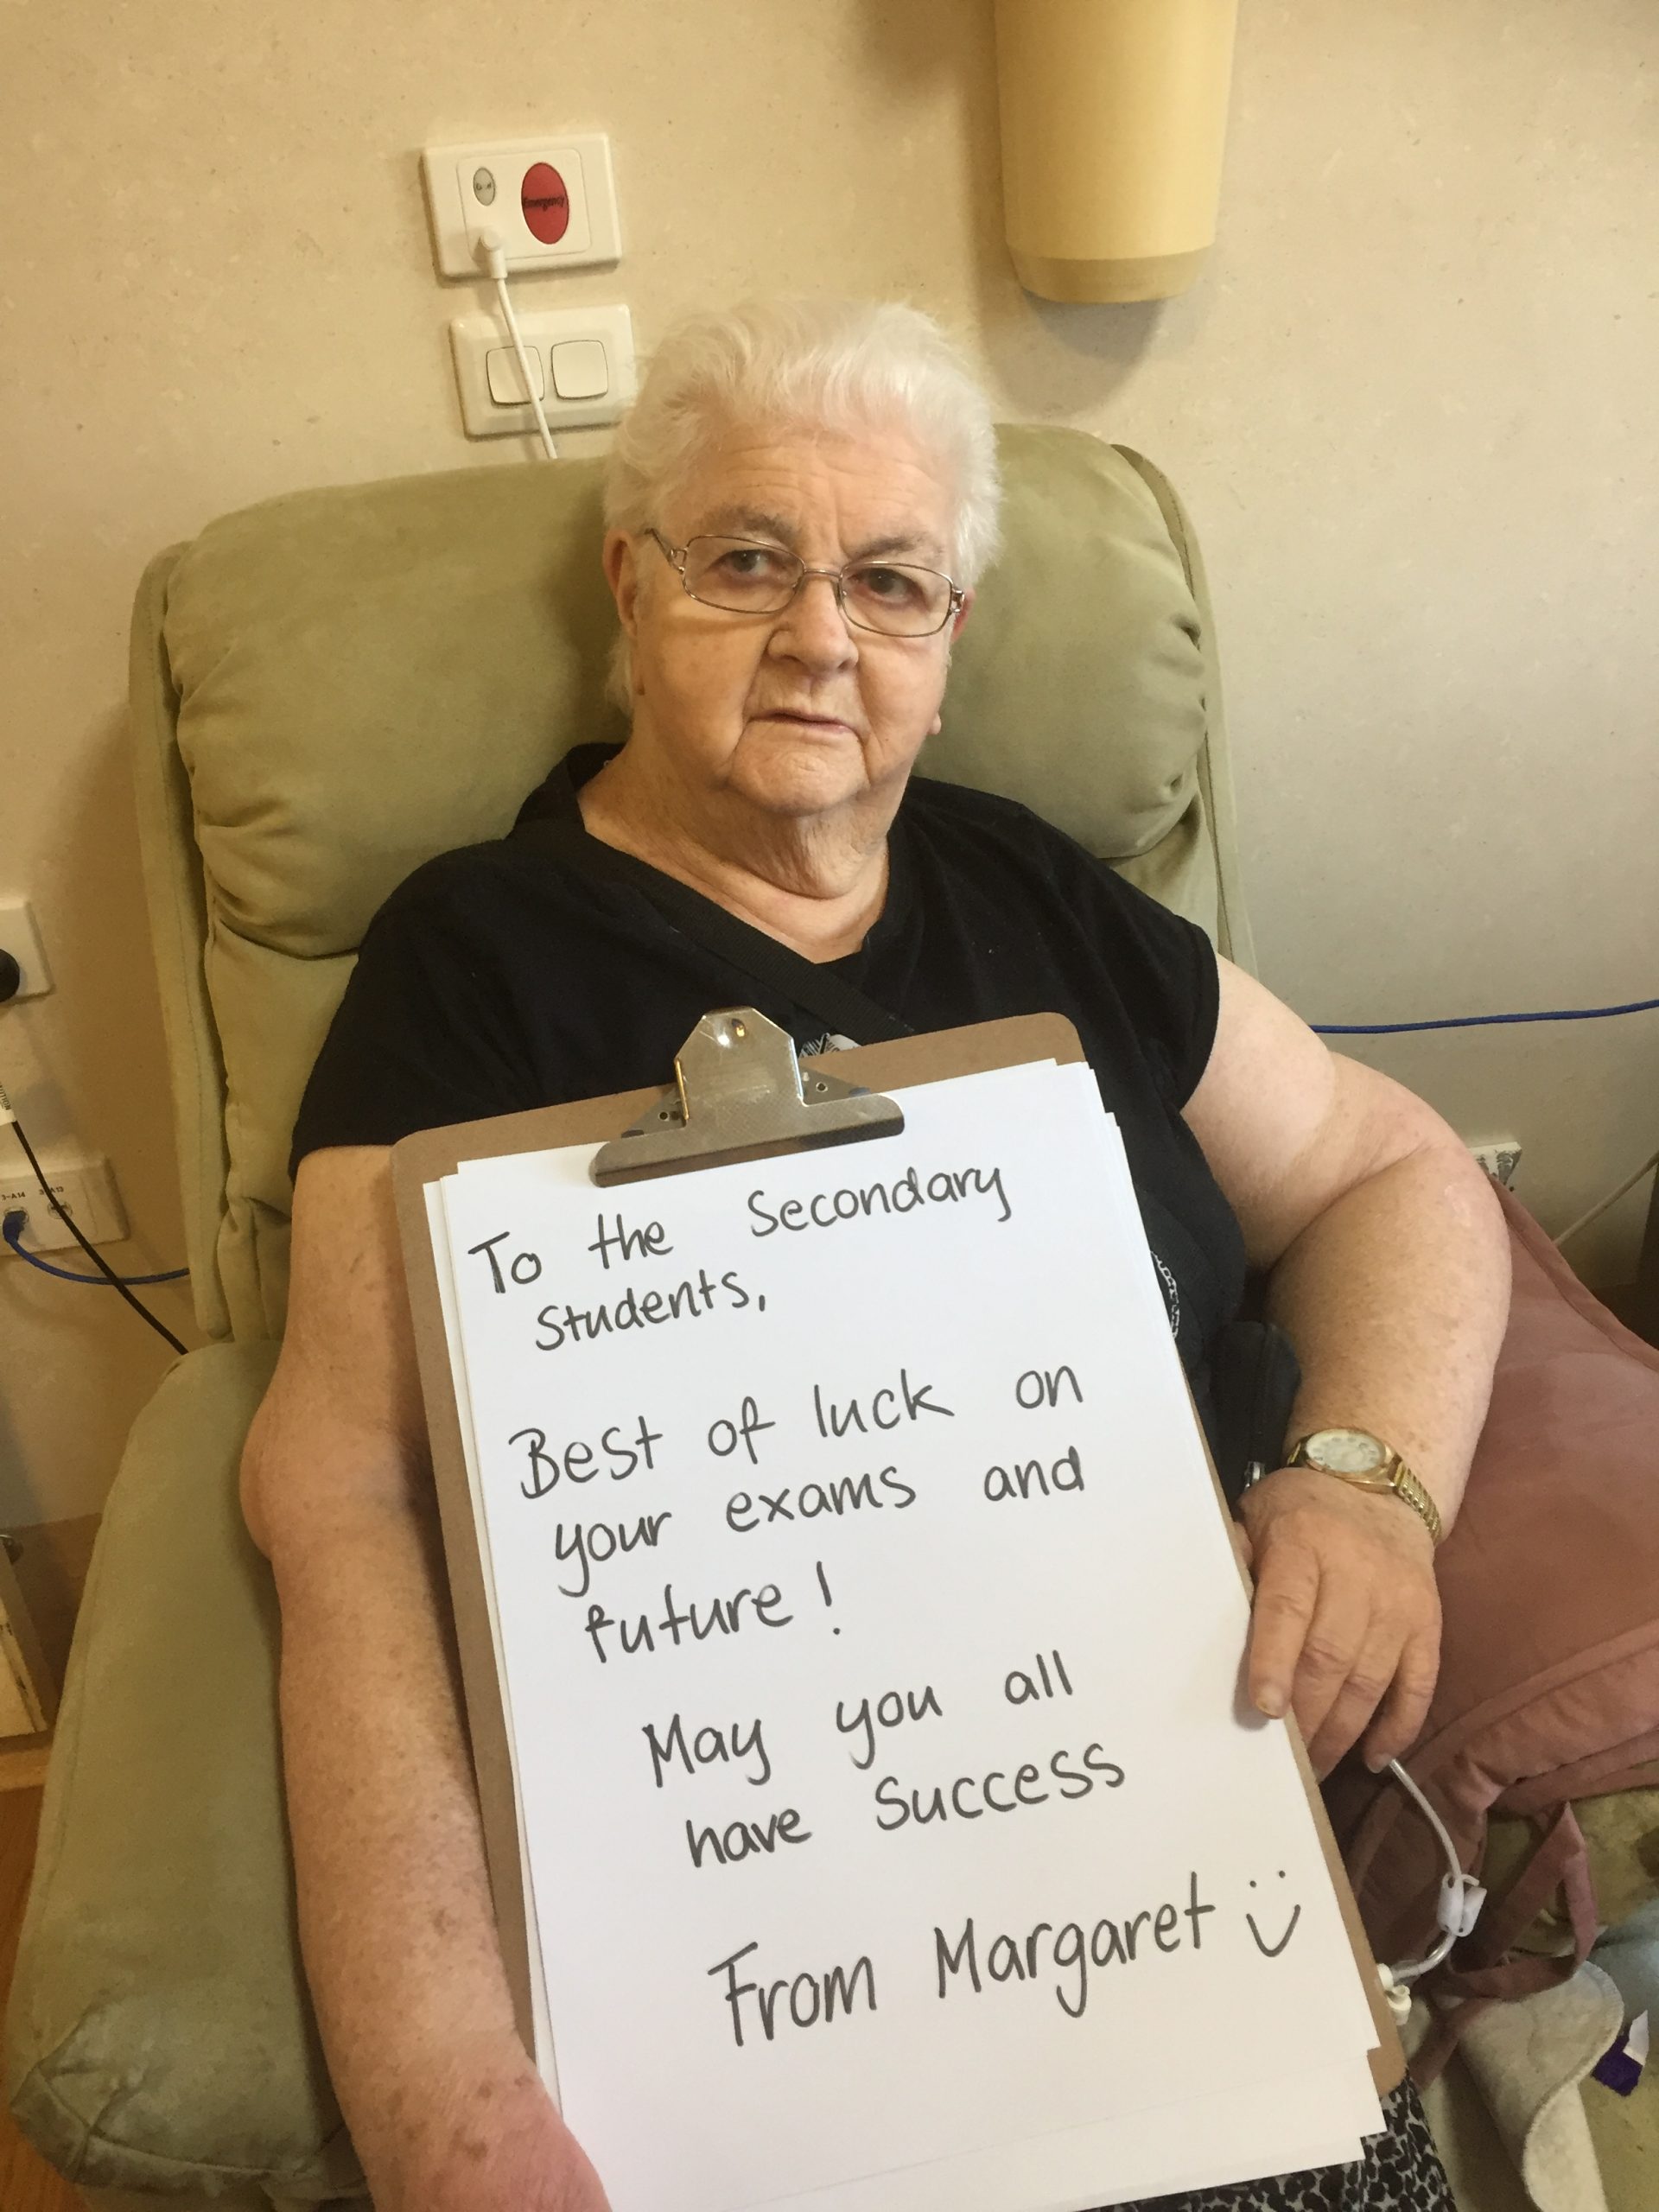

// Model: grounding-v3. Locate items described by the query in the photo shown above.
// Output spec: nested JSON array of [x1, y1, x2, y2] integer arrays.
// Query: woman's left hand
[[1236, 1468, 1442, 1777]]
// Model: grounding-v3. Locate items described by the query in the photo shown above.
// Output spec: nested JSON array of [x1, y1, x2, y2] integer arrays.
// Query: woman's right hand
[[383, 2035, 612, 2212]]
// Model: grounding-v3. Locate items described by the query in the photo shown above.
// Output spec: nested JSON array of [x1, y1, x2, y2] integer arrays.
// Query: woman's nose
[[768, 572, 859, 666]]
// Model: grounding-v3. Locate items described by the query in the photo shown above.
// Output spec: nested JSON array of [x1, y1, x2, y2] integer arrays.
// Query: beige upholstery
[[5, 1343, 365, 2202], [9, 426, 1254, 2205]]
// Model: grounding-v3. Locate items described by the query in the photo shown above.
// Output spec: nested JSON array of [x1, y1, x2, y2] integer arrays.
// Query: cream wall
[[2, 0, 1655, 1525]]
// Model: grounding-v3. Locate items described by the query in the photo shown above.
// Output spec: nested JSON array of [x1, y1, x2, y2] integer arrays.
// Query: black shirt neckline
[[516, 741, 916, 969]]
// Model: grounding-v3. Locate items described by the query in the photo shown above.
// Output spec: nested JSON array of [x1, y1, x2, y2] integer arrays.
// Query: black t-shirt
[[292, 745, 1247, 1408]]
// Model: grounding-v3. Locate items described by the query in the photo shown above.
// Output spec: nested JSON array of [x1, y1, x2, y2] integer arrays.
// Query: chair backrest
[[130, 425, 1253, 1343]]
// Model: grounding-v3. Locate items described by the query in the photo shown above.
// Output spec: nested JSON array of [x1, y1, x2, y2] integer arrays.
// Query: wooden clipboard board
[[391, 1009, 1405, 2103]]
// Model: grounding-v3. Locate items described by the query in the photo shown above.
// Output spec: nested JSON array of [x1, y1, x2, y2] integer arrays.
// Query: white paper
[[422, 1183, 557, 2084], [748, 2054, 1384, 2212], [428, 1061, 1382, 2212]]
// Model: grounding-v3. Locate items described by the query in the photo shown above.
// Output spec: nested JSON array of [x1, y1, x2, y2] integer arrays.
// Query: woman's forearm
[[1262, 1134, 1510, 1529], [245, 1141, 609, 2210], [265, 1488, 561, 2206]]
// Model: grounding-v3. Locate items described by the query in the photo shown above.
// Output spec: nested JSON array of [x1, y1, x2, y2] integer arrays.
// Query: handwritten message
[[429, 1061, 1382, 2212]]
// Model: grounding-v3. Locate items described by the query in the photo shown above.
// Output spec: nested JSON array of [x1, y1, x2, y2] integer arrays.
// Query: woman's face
[[605, 421, 972, 825]]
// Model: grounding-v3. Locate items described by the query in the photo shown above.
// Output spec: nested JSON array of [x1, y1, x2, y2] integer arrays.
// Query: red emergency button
[[520, 162, 571, 245]]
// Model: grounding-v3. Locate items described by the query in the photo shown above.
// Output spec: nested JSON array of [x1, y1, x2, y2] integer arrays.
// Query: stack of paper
[[419, 1058, 1389, 2212]]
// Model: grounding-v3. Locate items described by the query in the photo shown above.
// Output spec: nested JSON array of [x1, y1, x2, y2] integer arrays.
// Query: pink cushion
[[1329, 1185, 1659, 1962]]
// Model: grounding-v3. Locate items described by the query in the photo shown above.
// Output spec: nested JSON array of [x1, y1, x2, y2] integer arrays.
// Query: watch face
[[1306, 1427, 1388, 1476]]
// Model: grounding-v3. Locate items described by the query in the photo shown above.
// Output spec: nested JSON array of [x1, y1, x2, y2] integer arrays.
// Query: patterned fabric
[[1128, 2081, 1451, 2212]]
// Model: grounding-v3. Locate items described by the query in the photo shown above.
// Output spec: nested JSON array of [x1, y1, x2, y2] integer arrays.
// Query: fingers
[[1246, 1541, 1319, 1720], [1302, 1618, 1402, 1777], [1283, 1585, 1365, 1759], [1360, 1620, 1442, 1772], [1228, 1519, 1255, 1580]]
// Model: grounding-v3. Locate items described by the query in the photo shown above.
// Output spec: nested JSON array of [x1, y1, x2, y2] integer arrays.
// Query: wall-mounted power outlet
[[422, 135, 621, 278], [1471, 1139, 1522, 1188], [0, 1544, 54, 1736], [0, 900, 52, 999], [0, 1154, 127, 1254]]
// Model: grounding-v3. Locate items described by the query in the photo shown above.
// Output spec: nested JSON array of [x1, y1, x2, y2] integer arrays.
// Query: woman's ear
[[930, 588, 974, 736], [603, 529, 640, 639]]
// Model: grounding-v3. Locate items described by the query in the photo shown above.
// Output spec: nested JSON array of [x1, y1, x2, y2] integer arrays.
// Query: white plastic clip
[[1376, 1963, 1414, 2028], [1439, 1873, 1486, 1941]]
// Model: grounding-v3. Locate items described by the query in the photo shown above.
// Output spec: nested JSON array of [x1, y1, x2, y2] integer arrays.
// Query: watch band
[[1285, 1432, 1444, 1546], [1385, 1461, 1444, 1547]]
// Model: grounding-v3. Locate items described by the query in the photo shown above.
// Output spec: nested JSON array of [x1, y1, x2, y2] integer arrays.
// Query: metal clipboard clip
[[592, 1007, 905, 1186]]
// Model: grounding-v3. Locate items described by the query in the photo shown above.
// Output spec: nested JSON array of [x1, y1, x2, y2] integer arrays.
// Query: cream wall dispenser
[[422, 135, 622, 277], [995, 0, 1238, 302]]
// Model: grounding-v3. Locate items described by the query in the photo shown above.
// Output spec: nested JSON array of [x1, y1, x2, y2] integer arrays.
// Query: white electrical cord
[[474, 231, 558, 461], [1375, 1758, 1486, 2026], [1554, 1145, 1659, 1250]]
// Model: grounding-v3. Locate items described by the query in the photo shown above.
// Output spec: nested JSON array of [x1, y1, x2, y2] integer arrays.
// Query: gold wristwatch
[[1284, 1427, 1443, 1546]]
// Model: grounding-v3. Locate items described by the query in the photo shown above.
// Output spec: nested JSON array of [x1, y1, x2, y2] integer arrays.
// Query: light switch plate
[[486, 345, 546, 404], [422, 135, 621, 278], [448, 304, 636, 439]]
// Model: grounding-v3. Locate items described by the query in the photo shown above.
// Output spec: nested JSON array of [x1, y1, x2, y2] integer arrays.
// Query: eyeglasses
[[645, 530, 963, 639]]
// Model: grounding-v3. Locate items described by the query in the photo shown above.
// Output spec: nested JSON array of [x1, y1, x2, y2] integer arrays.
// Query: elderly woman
[[245, 300, 1509, 2212]]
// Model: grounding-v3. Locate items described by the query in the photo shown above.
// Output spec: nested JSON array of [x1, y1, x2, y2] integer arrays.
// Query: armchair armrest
[[3, 1342, 365, 2203]]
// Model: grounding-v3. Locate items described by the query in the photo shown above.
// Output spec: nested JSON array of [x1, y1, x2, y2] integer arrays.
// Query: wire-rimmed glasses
[[645, 529, 963, 639]]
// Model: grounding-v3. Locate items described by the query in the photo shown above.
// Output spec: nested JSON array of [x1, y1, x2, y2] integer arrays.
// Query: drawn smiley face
[[1245, 1870, 1301, 1958]]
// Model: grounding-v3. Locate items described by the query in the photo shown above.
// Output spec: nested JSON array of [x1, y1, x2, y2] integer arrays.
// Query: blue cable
[[3, 1210, 188, 1285], [1312, 995, 1659, 1039]]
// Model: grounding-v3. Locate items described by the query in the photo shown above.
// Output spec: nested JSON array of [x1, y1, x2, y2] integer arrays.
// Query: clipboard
[[391, 1008, 1405, 2108]]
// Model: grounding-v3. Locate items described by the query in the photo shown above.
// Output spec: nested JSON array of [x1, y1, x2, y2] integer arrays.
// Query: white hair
[[601, 298, 1001, 703]]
